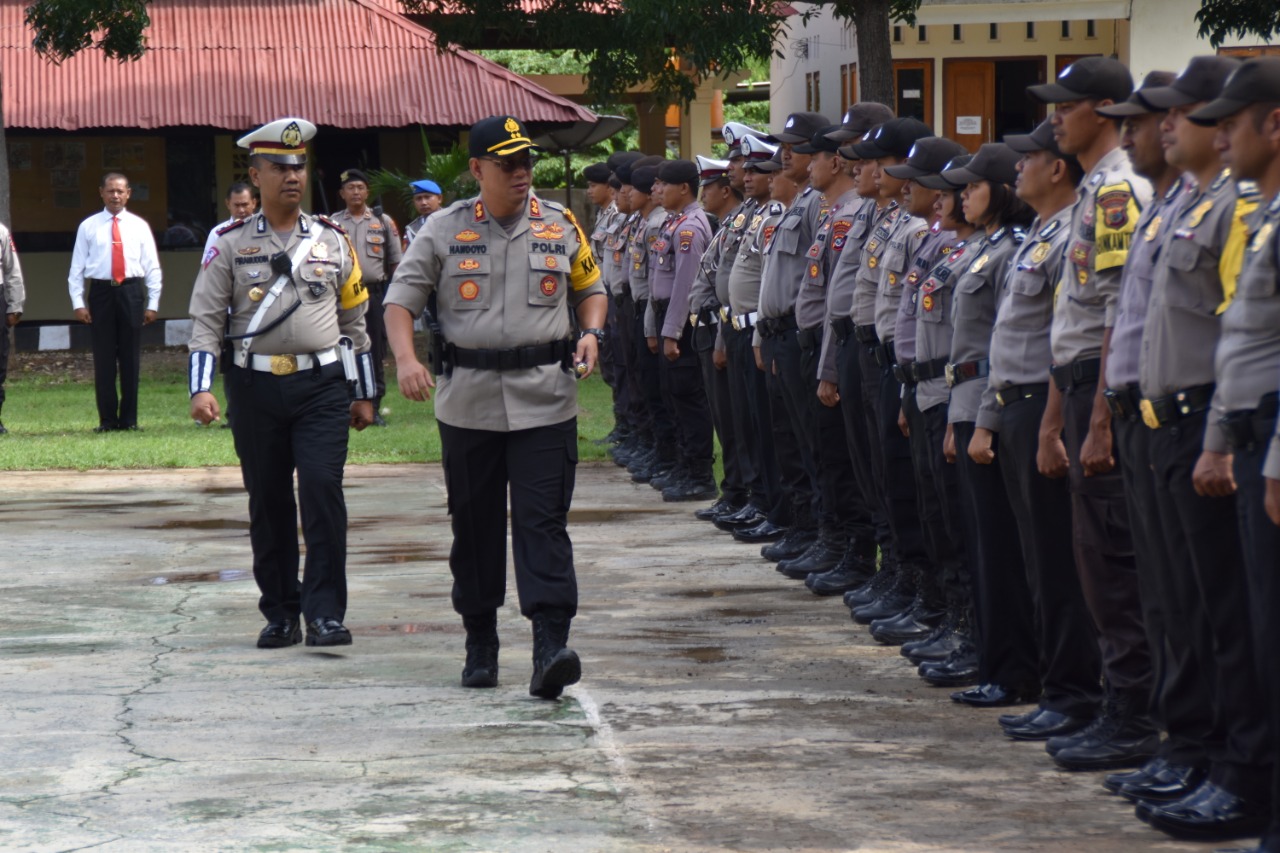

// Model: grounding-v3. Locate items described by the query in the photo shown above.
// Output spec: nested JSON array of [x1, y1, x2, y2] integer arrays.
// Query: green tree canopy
[[1196, 0, 1280, 45]]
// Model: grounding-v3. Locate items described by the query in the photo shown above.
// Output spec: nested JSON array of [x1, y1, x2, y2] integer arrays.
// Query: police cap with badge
[[695, 156, 730, 187], [884, 137, 970, 181], [469, 115, 540, 159], [238, 117, 316, 165]]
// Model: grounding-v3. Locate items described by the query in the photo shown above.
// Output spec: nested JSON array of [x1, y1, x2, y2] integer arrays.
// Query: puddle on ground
[[672, 646, 732, 663], [358, 622, 459, 634], [567, 508, 669, 524], [666, 587, 783, 599], [148, 569, 252, 585], [139, 519, 251, 531]]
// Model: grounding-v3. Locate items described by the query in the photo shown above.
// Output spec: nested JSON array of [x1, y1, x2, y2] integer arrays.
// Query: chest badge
[[248, 286, 265, 302], [970, 254, 990, 274], [1187, 200, 1214, 229], [1031, 242, 1052, 264], [457, 258, 481, 272], [455, 230, 481, 243], [544, 256, 559, 270], [1077, 268, 1089, 286], [540, 275, 558, 296], [459, 280, 480, 301], [868, 256, 879, 269], [1250, 221, 1274, 253], [1144, 215, 1163, 242], [311, 242, 328, 260]]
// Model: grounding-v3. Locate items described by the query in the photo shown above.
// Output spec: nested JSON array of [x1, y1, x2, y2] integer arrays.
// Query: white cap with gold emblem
[[236, 117, 317, 165]]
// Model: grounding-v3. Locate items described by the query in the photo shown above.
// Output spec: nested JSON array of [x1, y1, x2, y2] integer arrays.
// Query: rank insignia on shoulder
[[989, 227, 1007, 244], [315, 214, 344, 233], [1269, 194, 1280, 216], [1038, 219, 1063, 240], [1210, 170, 1230, 193], [1187, 200, 1214, 228], [1090, 172, 1104, 187], [217, 218, 249, 236]]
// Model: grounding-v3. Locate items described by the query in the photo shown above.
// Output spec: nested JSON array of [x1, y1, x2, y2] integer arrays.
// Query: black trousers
[[903, 391, 965, 579], [1234, 423, 1280, 825], [364, 281, 388, 402], [1149, 411, 1268, 797], [801, 329, 873, 543], [605, 294, 632, 429], [859, 342, 927, 567], [87, 279, 143, 428], [952, 419, 1037, 690], [998, 391, 1103, 717], [226, 362, 351, 624], [438, 417, 579, 619], [657, 319, 713, 467], [770, 329, 820, 524], [835, 338, 890, 554], [1061, 380, 1151, 694], [695, 322, 746, 503], [614, 292, 648, 435], [724, 323, 780, 518], [1115, 416, 1211, 767], [762, 333, 813, 529], [634, 301, 677, 449]]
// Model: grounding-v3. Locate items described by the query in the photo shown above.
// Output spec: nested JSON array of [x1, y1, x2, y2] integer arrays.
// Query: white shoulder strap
[[238, 230, 319, 358]]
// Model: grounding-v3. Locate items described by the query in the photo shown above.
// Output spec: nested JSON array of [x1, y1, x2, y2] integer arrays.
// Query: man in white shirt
[[68, 172, 163, 432], [202, 181, 257, 258]]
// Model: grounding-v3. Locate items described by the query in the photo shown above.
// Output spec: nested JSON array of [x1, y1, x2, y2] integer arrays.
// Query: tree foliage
[[25, 0, 151, 63], [1196, 0, 1280, 46]]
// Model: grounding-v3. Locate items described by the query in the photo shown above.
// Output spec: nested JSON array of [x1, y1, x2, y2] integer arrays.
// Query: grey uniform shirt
[[915, 236, 981, 415], [852, 203, 901, 329], [875, 212, 931, 343], [981, 210, 1073, 431], [1106, 176, 1191, 388], [631, 207, 669, 336], [797, 187, 859, 332], [602, 212, 637, 297], [383, 194, 605, 432], [1051, 146, 1153, 365], [949, 226, 1025, 424], [589, 202, 618, 272], [818, 196, 882, 383], [328, 208, 404, 287], [729, 200, 782, 318], [1209, 193, 1280, 457], [0, 223, 25, 314], [652, 202, 713, 340], [894, 223, 957, 364], [759, 185, 826, 320], [189, 211, 369, 362], [1141, 170, 1250, 398]]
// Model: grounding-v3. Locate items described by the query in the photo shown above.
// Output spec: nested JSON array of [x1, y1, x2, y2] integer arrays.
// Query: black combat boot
[[663, 461, 718, 502], [529, 609, 582, 699], [761, 523, 817, 562], [870, 565, 946, 645], [844, 559, 896, 609], [807, 540, 877, 595], [1051, 689, 1161, 770], [461, 612, 499, 688], [631, 442, 676, 483], [776, 529, 845, 579], [852, 561, 915, 624]]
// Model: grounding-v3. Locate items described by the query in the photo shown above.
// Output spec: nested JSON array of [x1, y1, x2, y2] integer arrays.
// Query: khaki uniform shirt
[[0, 223, 25, 314], [948, 226, 1025, 424], [981, 210, 1073, 431], [817, 196, 882, 383], [759, 185, 827, 320], [1106, 177, 1191, 389], [384, 194, 604, 432], [190, 212, 368, 361], [1051, 146, 1153, 365], [914, 236, 980, 415], [1142, 171, 1256, 398], [328, 208, 403, 286]]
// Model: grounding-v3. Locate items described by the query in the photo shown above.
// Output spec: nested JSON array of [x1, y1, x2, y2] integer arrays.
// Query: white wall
[[770, 3, 857, 132]]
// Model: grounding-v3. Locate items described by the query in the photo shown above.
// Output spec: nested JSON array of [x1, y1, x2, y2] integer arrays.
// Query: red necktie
[[111, 216, 125, 283]]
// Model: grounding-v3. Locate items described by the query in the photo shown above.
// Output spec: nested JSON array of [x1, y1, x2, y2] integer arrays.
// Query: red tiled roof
[[0, 0, 595, 131]]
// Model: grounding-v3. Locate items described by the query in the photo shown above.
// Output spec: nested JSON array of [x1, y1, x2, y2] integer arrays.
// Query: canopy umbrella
[[533, 115, 630, 209]]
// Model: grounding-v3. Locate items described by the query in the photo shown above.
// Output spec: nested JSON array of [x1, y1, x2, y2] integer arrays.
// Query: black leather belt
[[874, 338, 897, 369], [757, 313, 798, 339], [946, 359, 989, 387], [996, 382, 1049, 407], [1104, 383, 1143, 423], [449, 338, 574, 371], [1142, 383, 1215, 430], [853, 324, 880, 345], [910, 356, 949, 383], [1051, 357, 1101, 391], [635, 298, 648, 314], [1220, 391, 1280, 450], [831, 316, 854, 345], [797, 326, 823, 350], [89, 277, 143, 287]]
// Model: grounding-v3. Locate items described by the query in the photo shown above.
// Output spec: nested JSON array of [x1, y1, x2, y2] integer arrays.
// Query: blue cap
[[410, 179, 442, 195]]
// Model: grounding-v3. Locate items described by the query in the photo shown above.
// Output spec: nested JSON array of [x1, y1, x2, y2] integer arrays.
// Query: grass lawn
[[0, 347, 619, 471]]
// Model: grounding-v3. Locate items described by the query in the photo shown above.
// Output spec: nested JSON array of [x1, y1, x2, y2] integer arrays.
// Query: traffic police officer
[[188, 117, 374, 649], [385, 115, 607, 700]]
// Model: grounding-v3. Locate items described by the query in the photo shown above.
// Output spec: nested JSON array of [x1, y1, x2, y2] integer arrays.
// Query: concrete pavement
[[0, 464, 1224, 852]]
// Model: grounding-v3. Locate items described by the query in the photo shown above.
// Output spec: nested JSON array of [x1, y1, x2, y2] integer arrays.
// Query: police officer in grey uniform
[[188, 117, 375, 649], [1190, 57, 1280, 851], [754, 110, 830, 563], [385, 115, 607, 700], [332, 168, 404, 424], [0, 222, 24, 434], [1025, 57, 1155, 744]]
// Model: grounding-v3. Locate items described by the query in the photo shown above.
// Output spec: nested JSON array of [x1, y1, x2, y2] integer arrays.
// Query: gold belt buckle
[[270, 354, 299, 375], [1139, 398, 1160, 430], [689, 312, 699, 328], [996, 389, 1008, 407], [719, 306, 732, 323], [731, 316, 742, 331], [944, 363, 956, 387]]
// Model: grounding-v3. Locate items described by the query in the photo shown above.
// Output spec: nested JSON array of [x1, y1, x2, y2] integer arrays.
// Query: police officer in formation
[[589, 53, 1280, 849]]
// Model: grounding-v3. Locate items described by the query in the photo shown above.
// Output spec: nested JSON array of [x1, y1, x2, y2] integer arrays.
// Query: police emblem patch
[[1078, 268, 1089, 285], [455, 230, 481, 243], [281, 121, 302, 147], [457, 259, 481, 271], [540, 275, 558, 296], [459, 280, 480, 301], [809, 263, 820, 279], [922, 293, 935, 312], [1098, 189, 1132, 229], [1031, 242, 1051, 264], [545, 256, 559, 269], [868, 256, 879, 269]]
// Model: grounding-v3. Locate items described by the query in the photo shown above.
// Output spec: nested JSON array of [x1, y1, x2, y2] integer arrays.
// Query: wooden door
[[944, 60, 995, 151], [893, 60, 933, 124]]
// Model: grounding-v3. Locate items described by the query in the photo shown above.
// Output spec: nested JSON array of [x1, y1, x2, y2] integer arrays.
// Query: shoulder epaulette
[[1268, 193, 1280, 216], [1038, 219, 1064, 240], [1165, 177, 1186, 202], [1010, 225, 1027, 243], [217, 218, 249, 237], [989, 226, 1008, 245], [1210, 170, 1231, 194], [1238, 180, 1261, 202], [315, 214, 346, 235], [768, 201, 784, 215]]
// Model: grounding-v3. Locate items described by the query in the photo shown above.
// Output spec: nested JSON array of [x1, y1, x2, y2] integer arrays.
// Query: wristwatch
[[579, 327, 607, 343]]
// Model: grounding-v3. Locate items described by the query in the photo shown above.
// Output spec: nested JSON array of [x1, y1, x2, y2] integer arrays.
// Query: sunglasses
[[481, 154, 537, 173]]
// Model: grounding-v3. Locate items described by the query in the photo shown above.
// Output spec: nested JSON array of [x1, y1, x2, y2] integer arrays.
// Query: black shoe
[[649, 463, 687, 492], [1119, 763, 1207, 804], [806, 555, 875, 596], [93, 423, 117, 433], [732, 519, 787, 543], [257, 619, 302, 648], [844, 567, 893, 608], [1144, 781, 1270, 841], [1003, 709, 1093, 741], [715, 506, 768, 532], [903, 624, 963, 665], [530, 609, 581, 700], [1104, 757, 1165, 794], [776, 534, 844, 579], [305, 617, 353, 647], [999, 706, 1044, 729], [851, 581, 913, 624], [0, 420, 7, 435], [696, 499, 740, 522], [1053, 728, 1161, 771], [761, 528, 816, 562], [951, 683, 1040, 707], [663, 473, 718, 502], [461, 612, 499, 688], [870, 603, 945, 645], [918, 641, 979, 687]]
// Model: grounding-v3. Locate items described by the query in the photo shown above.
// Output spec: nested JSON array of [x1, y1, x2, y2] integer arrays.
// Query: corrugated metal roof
[[0, 0, 596, 130]]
